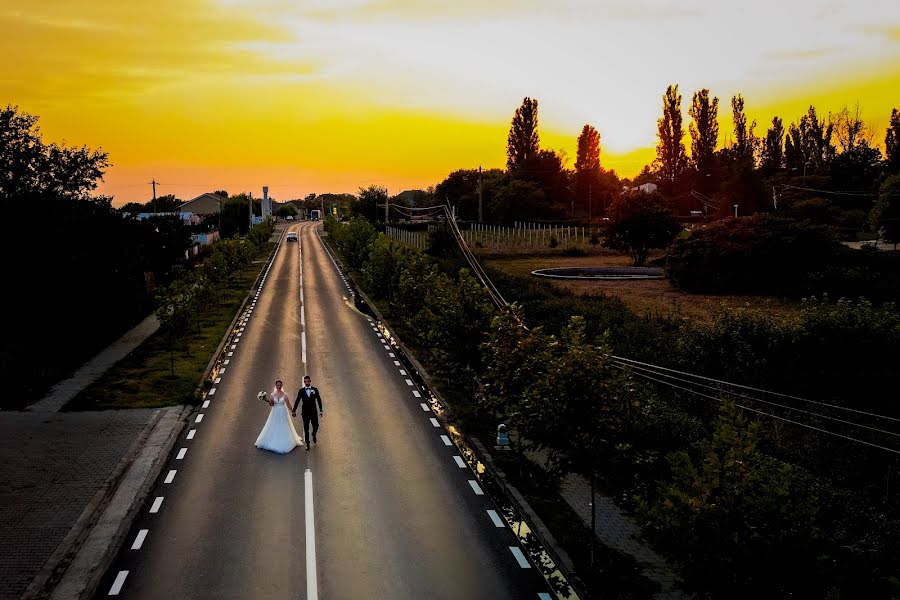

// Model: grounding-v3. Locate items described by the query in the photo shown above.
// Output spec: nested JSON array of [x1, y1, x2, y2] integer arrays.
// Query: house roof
[[179, 193, 225, 214]]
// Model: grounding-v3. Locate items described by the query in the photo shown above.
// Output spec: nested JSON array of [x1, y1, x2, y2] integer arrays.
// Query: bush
[[605, 192, 682, 265], [665, 215, 841, 296], [561, 245, 586, 256]]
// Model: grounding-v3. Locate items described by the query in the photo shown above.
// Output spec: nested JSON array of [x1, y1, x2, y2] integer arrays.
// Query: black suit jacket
[[298, 386, 323, 416]]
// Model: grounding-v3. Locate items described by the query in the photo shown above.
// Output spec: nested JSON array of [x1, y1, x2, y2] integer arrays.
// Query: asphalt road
[[94, 221, 554, 599]]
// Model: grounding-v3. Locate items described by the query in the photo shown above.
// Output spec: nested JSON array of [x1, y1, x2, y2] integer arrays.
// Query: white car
[[286, 232, 298, 242], [286, 215, 294, 221]]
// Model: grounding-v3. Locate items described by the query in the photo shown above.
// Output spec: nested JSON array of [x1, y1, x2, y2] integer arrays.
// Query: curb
[[317, 229, 585, 598]]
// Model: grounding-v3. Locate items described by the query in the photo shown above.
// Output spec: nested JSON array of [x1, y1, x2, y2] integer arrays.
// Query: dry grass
[[485, 254, 801, 322]]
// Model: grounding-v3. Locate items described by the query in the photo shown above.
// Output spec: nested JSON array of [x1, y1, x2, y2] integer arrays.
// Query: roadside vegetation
[[66, 222, 274, 411]]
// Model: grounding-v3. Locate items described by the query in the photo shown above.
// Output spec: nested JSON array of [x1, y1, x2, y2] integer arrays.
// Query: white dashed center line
[[405, 379, 414, 386], [195, 414, 204, 423], [202, 400, 210, 409], [429, 418, 439, 427], [207, 388, 216, 396], [453, 456, 466, 468], [176, 448, 187, 460], [468, 480, 484, 495], [393, 361, 401, 366], [412, 390, 421, 398], [186, 430, 196, 440], [399, 369, 407, 376], [420, 403, 431, 412], [440, 435, 452, 446], [164, 470, 176, 484]]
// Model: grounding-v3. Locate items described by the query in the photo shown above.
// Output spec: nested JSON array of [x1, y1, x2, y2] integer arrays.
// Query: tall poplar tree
[[731, 94, 757, 163], [575, 124, 601, 214], [689, 89, 719, 172], [507, 97, 540, 177], [886, 108, 900, 174], [655, 84, 688, 189], [761, 116, 785, 172]]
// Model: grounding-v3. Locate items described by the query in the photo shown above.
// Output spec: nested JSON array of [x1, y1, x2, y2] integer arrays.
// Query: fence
[[385, 226, 428, 250], [388, 222, 600, 252]]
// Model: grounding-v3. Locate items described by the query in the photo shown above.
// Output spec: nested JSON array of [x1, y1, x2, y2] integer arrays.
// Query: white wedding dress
[[255, 392, 304, 453]]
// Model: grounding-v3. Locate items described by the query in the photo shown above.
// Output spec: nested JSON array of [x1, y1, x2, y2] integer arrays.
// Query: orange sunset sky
[[2, 0, 899, 205]]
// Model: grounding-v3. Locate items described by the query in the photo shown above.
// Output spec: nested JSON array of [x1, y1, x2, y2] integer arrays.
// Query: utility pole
[[151, 179, 157, 214], [385, 192, 389, 224], [248, 191, 253, 230], [478, 165, 483, 223]]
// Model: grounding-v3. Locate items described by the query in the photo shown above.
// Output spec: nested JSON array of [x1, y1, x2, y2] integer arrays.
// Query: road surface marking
[[187, 430, 196, 440], [202, 400, 210, 409], [195, 414, 204, 423], [405, 379, 414, 386], [429, 418, 439, 427], [176, 448, 187, 460], [300, 288, 304, 303], [149, 497, 164, 513], [230, 344, 237, 350], [453, 456, 466, 468], [219, 368, 226, 373], [420, 403, 431, 412], [305, 469, 319, 600], [412, 390, 421, 398], [300, 275, 303, 287], [487, 510, 505, 528], [384, 345, 391, 350], [301, 306, 305, 326], [227, 352, 233, 357], [510, 547, 531, 568], [208, 388, 216, 395], [108, 570, 128, 595], [399, 369, 407, 375], [469, 480, 484, 495], [301, 332, 307, 364], [393, 361, 401, 366], [214, 377, 221, 384], [164, 470, 176, 484], [379, 337, 385, 343], [131, 530, 148, 550], [223, 359, 230, 365], [440, 435, 452, 446], [388, 352, 395, 357], [539, 594, 553, 600]]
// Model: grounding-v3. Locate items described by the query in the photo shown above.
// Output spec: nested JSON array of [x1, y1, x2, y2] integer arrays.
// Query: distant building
[[179, 193, 225, 216]]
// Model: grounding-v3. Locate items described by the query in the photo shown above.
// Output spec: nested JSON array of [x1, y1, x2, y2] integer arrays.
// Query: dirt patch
[[486, 254, 800, 322]]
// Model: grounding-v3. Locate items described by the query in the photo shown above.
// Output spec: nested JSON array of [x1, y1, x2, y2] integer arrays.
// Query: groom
[[293, 375, 323, 451]]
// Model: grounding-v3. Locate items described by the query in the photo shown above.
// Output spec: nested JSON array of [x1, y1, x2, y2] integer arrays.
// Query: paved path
[[0, 410, 158, 600], [26, 315, 160, 412], [525, 450, 688, 599]]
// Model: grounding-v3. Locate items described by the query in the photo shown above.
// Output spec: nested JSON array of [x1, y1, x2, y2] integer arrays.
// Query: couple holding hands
[[255, 375, 324, 453]]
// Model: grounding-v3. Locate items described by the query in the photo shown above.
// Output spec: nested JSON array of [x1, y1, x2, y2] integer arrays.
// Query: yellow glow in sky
[[2, 0, 899, 204]]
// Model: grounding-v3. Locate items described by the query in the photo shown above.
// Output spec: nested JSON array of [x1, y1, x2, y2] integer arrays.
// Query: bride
[[255, 380, 304, 453]]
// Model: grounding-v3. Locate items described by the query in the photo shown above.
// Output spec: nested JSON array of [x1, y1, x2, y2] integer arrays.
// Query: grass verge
[[64, 247, 273, 411]]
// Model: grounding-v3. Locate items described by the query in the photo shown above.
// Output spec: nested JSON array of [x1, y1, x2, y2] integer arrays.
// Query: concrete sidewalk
[[27, 314, 160, 413]]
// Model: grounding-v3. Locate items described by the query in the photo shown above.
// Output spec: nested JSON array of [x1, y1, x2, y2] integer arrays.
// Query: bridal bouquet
[[257, 391, 269, 403]]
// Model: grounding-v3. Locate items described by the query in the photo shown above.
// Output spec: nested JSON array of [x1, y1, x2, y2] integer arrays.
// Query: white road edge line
[[538, 594, 553, 600], [305, 469, 319, 600], [487, 510, 505, 528], [164, 470, 176, 484], [453, 456, 466, 468], [108, 570, 128, 595], [176, 448, 187, 460], [202, 400, 210, 409], [468, 480, 484, 495], [421, 403, 431, 412], [149, 497, 163, 513], [195, 414, 204, 423], [440, 435, 452, 446], [412, 390, 421, 398], [131, 529, 148, 550], [510, 547, 531, 569], [186, 430, 196, 440], [429, 418, 439, 427], [405, 379, 414, 386]]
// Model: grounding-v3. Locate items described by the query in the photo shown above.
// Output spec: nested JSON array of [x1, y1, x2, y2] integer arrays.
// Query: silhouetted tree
[[798, 105, 835, 174], [730, 94, 756, 165], [870, 175, 900, 248], [885, 108, 900, 174], [605, 191, 682, 265], [507, 97, 540, 177], [785, 122, 802, 173], [689, 89, 719, 173], [761, 117, 785, 173], [355, 184, 388, 221], [654, 85, 689, 191], [575, 124, 601, 216]]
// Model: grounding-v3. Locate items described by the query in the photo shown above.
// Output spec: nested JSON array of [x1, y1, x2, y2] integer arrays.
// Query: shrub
[[562, 245, 586, 256], [548, 234, 559, 248], [665, 214, 841, 295], [604, 192, 682, 266]]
